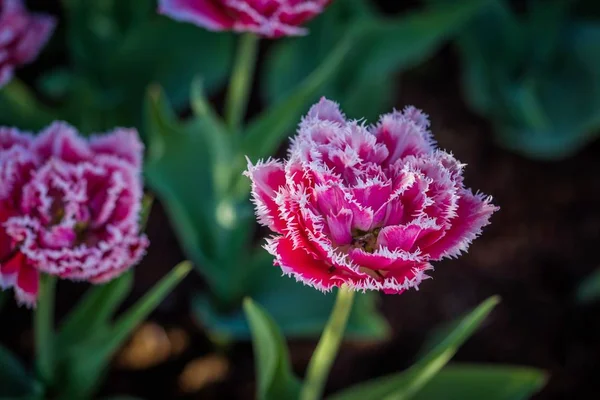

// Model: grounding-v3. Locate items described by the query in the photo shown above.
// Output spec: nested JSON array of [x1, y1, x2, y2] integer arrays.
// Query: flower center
[[351, 228, 381, 254]]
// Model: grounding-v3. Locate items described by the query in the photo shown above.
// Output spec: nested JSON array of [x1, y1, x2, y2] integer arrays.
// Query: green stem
[[300, 287, 356, 400], [224, 33, 259, 133], [34, 274, 57, 385]]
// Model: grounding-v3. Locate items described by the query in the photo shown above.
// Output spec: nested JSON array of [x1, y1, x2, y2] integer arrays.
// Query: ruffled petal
[[158, 0, 234, 30], [245, 158, 287, 233], [426, 190, 498, 259]]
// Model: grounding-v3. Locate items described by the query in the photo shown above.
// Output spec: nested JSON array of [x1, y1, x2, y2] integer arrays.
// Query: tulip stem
[[34, 273, 56, 386], [225, 33, 259, 134], [300, 286, 355, 400]]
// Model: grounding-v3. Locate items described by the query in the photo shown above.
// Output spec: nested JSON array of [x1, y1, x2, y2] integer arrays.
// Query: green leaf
[[57, 271, 134, 349], [0, 80, 60, 130], [411, 363, 547, 400], [139, 194, 154, 231], [576, 267, 600, 304], [452, 0, 600, 159], [59, 261, 192, 398], [0, 345, 41, 398], [328, 296, 500, 400], [242, 30, 354, 163], [61, 0, 233, 133], [144, 86, 251, 302], [108, 18, 234, 109], [262, 0, 488, 122], [193, 264, 389, 340], [243, 298, 302, 400], [354, 0, 491, 84], [261, 0, 368, 105]]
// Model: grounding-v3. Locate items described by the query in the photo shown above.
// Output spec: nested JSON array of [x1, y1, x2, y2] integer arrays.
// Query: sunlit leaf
[[329, 296, 500, 400], [411, 363, 547, 400], [244, 298, 301, 400]]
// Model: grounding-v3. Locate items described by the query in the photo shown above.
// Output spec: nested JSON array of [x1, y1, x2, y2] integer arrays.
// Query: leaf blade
[[328, 296, 500, 400], [243, 298, 301, 400], [411, 363, 547, 400]]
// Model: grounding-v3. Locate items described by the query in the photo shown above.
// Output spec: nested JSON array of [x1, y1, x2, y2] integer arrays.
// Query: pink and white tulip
[[158, 0, 331, 38], [0, 123, 148, 307], [245, 98, 498, 294], [0, 0, 56, 88]]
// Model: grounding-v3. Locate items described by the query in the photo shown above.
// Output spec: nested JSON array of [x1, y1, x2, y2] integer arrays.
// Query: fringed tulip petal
[[158, 0, 330, 38], [0, 0, 55, 88], [0, 122, 148, 307]]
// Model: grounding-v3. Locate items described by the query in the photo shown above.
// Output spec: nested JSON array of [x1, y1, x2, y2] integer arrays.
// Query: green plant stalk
[[300, 286, 356, 400], [224, 33, 259, 133], [34, 274, 57, 385]]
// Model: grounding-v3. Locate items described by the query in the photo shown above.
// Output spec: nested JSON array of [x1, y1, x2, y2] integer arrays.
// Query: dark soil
[[3, 2, 600, 400]]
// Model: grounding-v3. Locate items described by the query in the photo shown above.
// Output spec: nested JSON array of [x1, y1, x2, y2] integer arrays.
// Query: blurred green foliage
[[443, 0, 600, 159], [245, 296, 546, 400], [263, 0, 489, 123], [576, 267, 600, 304], [0, 262, 191, 399], [0, 0, 233, 134]]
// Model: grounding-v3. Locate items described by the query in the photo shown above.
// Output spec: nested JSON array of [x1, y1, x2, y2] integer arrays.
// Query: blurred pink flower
[[0, 123, 148, 307], [0, 0, 56, 88], [245, 98, 498, 293], [158, 0, 331, 38]]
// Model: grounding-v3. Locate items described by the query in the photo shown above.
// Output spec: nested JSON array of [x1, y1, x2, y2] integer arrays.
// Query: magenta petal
[[158, 0, 234, 30], [0, 0, 55, 89], [245, 159, 287, 233], [267, 236, 340, 292], [426, 190, 498, 259], [352, 182, 391, 213], [0, 127, 33, 150], [0, 251, 24, 289], [377, 221, 438, 252], [402, 106, 430, 131], [13, 13, 56, 64], [33, 122, 92, 163], [374, 112, 434, 164], [326, 209, 353, 245], [307, 97, 346, 124], [315, 185, 349, 216], [348, 247, 423, 271], [14, 262, 38, 307], [89, 128, 144, 167]]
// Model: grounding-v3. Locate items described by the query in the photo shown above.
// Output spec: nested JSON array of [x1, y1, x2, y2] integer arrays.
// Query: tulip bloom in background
[[158, 0, 331, 38], [0, 123, 149, 307], [0, 121, 190, 399], [246, 98, 497, 294], [0, 0, 55, 87]]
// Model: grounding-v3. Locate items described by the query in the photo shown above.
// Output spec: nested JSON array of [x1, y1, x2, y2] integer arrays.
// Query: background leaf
[[411, 363, 547, 400], [451, 0, 600, 159], [243, 298, 302, 400], [262, 0, 490, 122], [58, 261, 191, 398], [0, 345, 42, 398], [328, 296, 500, 400], [57, 271, 134, 349], [194, 270, 390, 340], [11, 0, 233, 135], [576, 267, 600, 304]]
